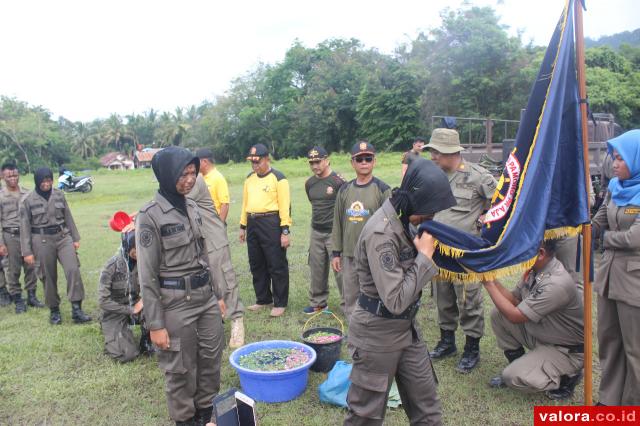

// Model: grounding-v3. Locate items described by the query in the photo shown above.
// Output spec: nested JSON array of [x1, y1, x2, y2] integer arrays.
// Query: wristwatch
[[281, 227, 290, 236]]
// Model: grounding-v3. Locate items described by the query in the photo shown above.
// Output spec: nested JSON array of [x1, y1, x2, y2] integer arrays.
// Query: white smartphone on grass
[[235, 391, 258, 426]]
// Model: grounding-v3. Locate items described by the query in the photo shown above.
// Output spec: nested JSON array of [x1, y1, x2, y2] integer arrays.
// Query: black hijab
[[151, 146, 200, 216], [34, 167, 54, 201], [391, 157, 456, 234]]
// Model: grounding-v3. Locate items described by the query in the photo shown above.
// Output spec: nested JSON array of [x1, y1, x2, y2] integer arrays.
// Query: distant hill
[[586, 28, 640, 49]]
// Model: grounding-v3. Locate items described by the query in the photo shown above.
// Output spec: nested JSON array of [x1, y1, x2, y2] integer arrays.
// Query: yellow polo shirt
[[239, 168, 292, 228], [202, 168, 230, 215]]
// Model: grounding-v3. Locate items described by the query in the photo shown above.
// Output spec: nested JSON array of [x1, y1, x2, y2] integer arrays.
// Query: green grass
[[0, 154, 598, 425]]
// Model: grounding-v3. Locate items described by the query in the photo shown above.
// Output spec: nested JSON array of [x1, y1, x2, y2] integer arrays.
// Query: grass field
[[0, 153, 598, 425]]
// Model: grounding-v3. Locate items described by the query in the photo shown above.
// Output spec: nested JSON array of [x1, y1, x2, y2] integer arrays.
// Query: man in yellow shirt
[[196, 148, 230, 222], [239, 143, 291, 317]]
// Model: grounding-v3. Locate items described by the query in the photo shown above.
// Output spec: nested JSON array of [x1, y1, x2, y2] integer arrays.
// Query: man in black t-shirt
[[303, 146, 346, 314]]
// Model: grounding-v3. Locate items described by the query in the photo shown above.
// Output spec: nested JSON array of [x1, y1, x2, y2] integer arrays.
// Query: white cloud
[[0, 0, 637, 121]]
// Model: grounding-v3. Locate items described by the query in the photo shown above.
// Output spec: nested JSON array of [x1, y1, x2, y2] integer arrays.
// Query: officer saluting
[[19, 167, 90, 325], [136, 147, 224, 425]]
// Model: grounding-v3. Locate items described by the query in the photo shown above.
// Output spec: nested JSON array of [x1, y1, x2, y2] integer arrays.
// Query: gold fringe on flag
[[434, 240, 465, 259], [544, 225, 583, 240], [435, 256, 537, 284]]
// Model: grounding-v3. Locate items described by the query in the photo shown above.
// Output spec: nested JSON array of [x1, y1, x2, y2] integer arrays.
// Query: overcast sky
[[1, 0, 637, 122]]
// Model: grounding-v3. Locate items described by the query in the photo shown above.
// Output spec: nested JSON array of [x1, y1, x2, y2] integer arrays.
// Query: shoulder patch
[[139, 225, 154, 248], [379, 250, 398, 272], [271, 168, 286, 181]]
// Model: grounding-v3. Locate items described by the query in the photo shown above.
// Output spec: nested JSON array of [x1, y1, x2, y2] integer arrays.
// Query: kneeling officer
[[99, 230, 153, 362], [136, 147, 224, 426]]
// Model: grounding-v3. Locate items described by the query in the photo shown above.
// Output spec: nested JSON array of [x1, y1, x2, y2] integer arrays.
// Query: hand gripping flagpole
[[574, 0, 593, 406]]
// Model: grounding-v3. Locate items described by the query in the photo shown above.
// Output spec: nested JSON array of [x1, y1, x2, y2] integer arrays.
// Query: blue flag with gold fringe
[[420, 0, 589, 283]]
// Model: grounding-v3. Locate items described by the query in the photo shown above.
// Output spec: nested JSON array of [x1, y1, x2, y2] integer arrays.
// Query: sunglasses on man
[[352, 156, 374, 163]]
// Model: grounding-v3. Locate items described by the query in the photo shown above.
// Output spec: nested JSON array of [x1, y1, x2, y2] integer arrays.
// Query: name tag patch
[[624, 207, 640, 215], [160, 223, 185, 237]]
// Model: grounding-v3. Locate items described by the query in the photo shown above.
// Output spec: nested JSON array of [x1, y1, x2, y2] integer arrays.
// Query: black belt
[[31, 225, 63, 235], [248, 211, 278, 218], [357, 293, 421, 320], [557, 344, 583, 354], [2, 227, 20, 235], [160, 269, 210, 290]]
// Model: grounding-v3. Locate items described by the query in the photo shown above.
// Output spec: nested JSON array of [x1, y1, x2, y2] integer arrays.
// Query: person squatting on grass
[[484, 239, 584, 400], [98, 230, 154, 362], [19, 167, 91, 325], [345, 158, 455, 425], [136, 147, 225, 426]]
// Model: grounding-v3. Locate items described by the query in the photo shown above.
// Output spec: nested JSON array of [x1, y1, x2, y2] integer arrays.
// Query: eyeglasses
[[251, 160, 261, 164], [308, 160, 322, 165], [353, 156, 374, 163]]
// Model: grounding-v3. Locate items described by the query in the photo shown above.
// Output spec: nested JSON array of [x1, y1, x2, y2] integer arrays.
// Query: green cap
[[424, 128, 463, 154]]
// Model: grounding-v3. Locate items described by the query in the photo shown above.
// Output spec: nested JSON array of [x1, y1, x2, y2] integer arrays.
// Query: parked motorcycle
[[58, 172, 93, 193]]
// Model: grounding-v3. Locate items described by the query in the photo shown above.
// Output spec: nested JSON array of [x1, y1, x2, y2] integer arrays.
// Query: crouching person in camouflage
[[99, 230, 153, 362], [136, 146, 225, 426]]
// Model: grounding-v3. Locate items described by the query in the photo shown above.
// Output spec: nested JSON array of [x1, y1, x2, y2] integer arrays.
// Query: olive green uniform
[[305, 171, 345, 309], [187, 175, 244, 319], [99, 253, 141, 362], [433, 160, 496, 338], [331, 177, 390, 320], [592, 194, 640, 405], [491, 258, 584, 392], [346, 200, 441, 425], [19, 189, 84, 307], [1, 187, 37, 295], [136, 194, 224, 422]]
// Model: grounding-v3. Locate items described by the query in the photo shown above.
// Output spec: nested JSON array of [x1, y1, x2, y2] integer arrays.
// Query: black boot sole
[[429, 348, 457, 359], [72, 317, 92, 324]]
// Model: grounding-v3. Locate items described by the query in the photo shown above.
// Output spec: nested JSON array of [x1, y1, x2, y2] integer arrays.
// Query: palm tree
[[71, 122, 97, 159]]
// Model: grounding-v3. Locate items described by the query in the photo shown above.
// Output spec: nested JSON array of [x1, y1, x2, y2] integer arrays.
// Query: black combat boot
[[175, 417, 195, 426], [139, 327, 156, 356], [71, 301, 92, 324], [490, 347, 525, 388], [429, 329, 457, 359], [27, 289, 45, 308], [50, 307, 62, 325], [194, 406, 214, 426], [0, 287, 11, 306], [456, 335, 481, 373], [12, 292, 27, 314], [546, 372, 582, 400]]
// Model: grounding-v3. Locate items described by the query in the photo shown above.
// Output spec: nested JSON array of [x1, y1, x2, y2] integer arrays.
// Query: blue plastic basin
[[229, 340, 317, 403]]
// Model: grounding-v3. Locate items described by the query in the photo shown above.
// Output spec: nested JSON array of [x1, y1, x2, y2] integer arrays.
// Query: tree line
[[1, 6, 639, 172]]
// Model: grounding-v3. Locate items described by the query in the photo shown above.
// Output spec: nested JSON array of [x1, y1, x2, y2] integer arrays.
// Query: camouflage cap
[[424, 128, 464, 154]]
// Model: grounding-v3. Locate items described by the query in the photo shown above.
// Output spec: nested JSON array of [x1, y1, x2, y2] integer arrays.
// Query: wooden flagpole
[[574, 0, 593, 406]]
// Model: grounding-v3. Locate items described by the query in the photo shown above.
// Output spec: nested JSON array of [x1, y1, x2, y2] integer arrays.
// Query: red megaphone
[[109, 211, 133, 232]]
